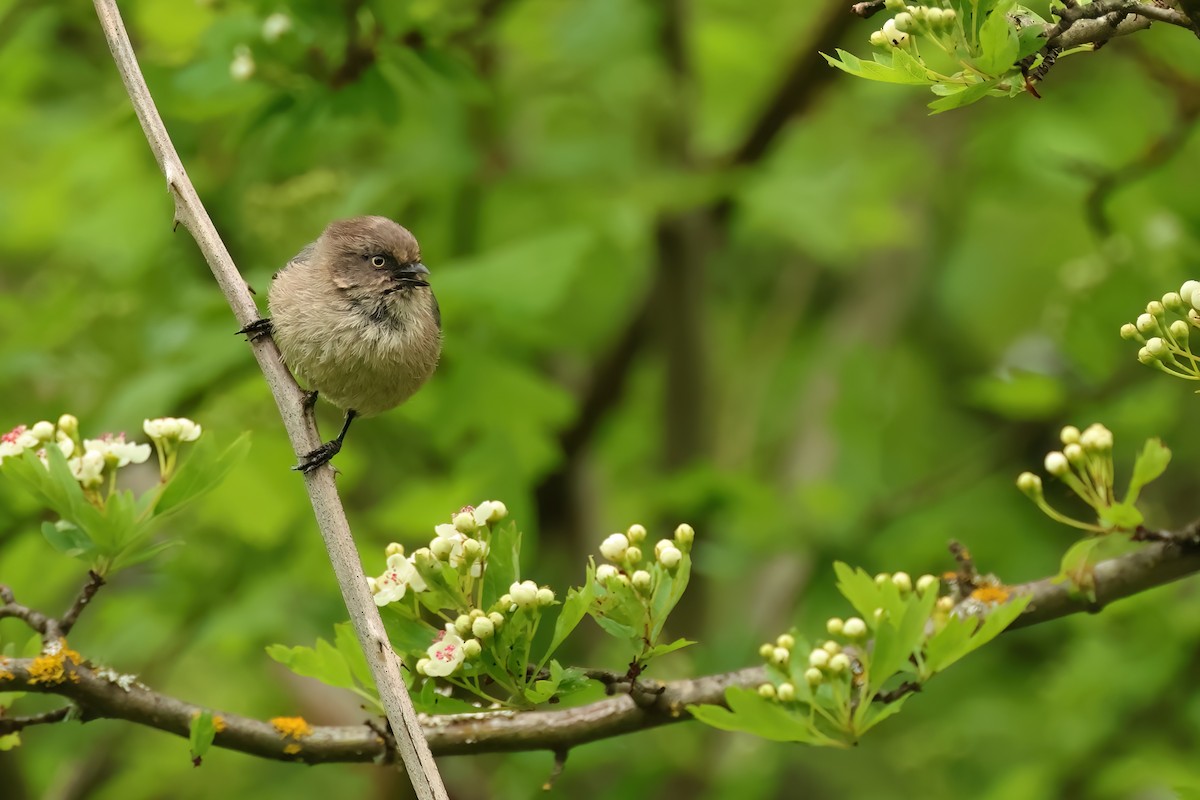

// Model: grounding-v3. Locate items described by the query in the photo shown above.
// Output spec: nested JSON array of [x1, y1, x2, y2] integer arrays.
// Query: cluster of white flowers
[[0, 415, 77, 466], [868, 1, 957, 49], [1121, 281, 1200, 380], [1, 414, 203, 494], [595, 522, 692, 595]]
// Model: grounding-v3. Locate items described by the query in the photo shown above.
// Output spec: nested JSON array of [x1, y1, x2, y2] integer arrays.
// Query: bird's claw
[[293, 439, 342, 473], [238, 318, 273, 342]]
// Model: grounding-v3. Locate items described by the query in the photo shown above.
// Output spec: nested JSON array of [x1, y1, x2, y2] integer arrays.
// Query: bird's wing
[[431, 291, 441, 331], [273, 241, 317, 280]]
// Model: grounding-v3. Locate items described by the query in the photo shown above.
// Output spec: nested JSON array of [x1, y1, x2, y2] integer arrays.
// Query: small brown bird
[[242, 216, 442, 472]]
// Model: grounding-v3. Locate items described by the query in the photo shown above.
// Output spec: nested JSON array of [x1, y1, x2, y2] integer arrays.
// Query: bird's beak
[[392, 262, 430, 287]]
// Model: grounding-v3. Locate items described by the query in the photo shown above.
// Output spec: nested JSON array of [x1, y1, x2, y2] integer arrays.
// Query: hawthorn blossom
[[372, 553, 427, 606], [423, 627, 465, 677]]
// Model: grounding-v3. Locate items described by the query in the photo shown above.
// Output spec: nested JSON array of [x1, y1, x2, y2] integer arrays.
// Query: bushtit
[[242, 216, 441, 472]]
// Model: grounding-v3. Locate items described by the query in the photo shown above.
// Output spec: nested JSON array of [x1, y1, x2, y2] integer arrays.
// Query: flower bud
[[1137, 346, 1155, 365], [822, 640, 841, 655], [674, 523, 694, 547], [1012, 472, 1041, 496], [1147, 300, 1165, 317], [411, 548, 436, 568], [416, 658, 431, 675], [498, 593, 513, 608], [873, 608, 886, 623], [536, 587, 555, 606], [1181, 280, 1200, 304], [1060, 425, 1081, 445], [262, 12, 292, 42], [759, 643, 775, 659], [631, 570, 652, 593], [461, 538, 482, 559], [843, 617, 867, 638], [599, 533, 629, 561], [462, 638, 482, 659], [469, 608, 484, 619], [1164, 292, 1185, 311], [874, 573, 889, 587], [916, 574, 938, 595], [454, 614, 472, 635], [1063, 443, 1084, 465], [804, 667, 824, 687], [475, 500, 508, 524], [884, 0, 904, 9], [942, 8, 956, 22], [488, 612, 504, 628], [626, 524, 647, 543], [758, 683, 777, 698], [596, 564, 619, 582], [829, 653, 851, 673], [808, 648, 830, 669], [893, 11, 912, 31], [471, 617, 495, 639], [625, 545, 643, 564], [1146, 337, 1169, 359], [826, 617, 844, 636], [30, 421, 54, 441], [57, 414, 78, 437], [869, 30, 888, 46], [430, 536, 455, 560], [657, 544, 682, 569], [385, 542, 405, 558], [937, 596, 955, 612], [776, 633, 795, 650], [1170, 320, 1190, 340], [1119, 323, 1140, 341], [367, 576, 379, 593], [1043, 451, 1069, 476], [1080, 423, 1113, 452], [892, 572, 912, 594], [510, 580, 539, 608], [772, 647, 791, 666], [453, 511, 478, 534], [777, 682, 796, 702]]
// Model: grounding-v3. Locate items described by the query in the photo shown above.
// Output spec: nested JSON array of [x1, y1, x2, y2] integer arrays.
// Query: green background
[[2, 0, 1199, 797]]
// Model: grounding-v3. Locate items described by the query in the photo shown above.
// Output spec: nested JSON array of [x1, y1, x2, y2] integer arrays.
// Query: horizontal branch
[[4, 522, 1199, 761]]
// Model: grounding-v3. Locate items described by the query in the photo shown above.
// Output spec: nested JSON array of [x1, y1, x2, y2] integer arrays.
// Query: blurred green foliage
[[1, 0, 1199, 797]]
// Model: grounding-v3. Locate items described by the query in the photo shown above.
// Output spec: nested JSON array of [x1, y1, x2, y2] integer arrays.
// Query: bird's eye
[[370, 255, 386, 268]]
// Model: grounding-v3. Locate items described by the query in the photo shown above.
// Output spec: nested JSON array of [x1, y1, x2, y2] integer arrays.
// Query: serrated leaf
[[689, 687, 820, 743], [593, 615, 638, 641], [1102, 502, 1143, 530], [155, 432, 251, 516], [1059, 537, 1101, 598], [266, 638, 354, 690], [857, 692, 912, 734], [822, 49, 930, 85], [41, 520, 95, 559], [833, 562, 884, 623], [975, 1, 1020, 75]]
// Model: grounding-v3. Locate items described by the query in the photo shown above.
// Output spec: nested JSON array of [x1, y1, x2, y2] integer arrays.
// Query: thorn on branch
[[542, 748, 569, 791], [873, 681, 921, 705], [0, 706, 73, 735]]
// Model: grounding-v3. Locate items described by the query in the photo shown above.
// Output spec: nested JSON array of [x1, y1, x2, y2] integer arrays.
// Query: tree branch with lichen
[[3, 523, 1198, 762]]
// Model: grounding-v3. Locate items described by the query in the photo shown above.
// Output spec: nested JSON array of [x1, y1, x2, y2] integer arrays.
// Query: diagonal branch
[[88, 2, 446, 797], [5, 521, 1199, 761]]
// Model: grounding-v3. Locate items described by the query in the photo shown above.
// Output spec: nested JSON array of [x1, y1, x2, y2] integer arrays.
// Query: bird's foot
[[293, 438, 343, 474], [237, 318, 273, 342]]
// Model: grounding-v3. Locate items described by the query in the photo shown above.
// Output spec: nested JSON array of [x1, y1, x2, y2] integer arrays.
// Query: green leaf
[[833, 562, 884, 623], [266, 637, 355, 691], [334, 622, 376, 697], [641, 637, 697, 662], [689, 687, 819, 743], [975, 1, 1019, 75], [539, 583, 593, 670], [41, 520, 95, 559], [481, 521, 521, 608], [155, 432, 251, 516], [821, 49, 931, 85], [857, 692, 912, 734], [1059, 538, 1102, 598], [592, 615, 638, 641], [1102, 502, 1143, 530], [928, 80, 1001, 113], [189, 710, 217, 763], [1124, 438, 1171, 507], [0, 733, 20, 751]]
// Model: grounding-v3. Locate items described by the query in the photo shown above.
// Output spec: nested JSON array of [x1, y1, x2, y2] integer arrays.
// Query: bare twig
[[0, 586, 51, 635], [59, 570, 105, 635], [0, 707, 72, 735], [88, 2, 446, 797]]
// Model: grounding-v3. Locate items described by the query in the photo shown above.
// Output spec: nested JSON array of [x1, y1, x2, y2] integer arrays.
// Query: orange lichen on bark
[[28, 641, 83, 685], [970, 586, 1010, 604], [270, 716, 314, 740]]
